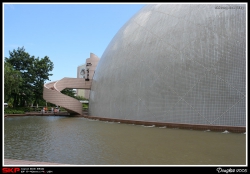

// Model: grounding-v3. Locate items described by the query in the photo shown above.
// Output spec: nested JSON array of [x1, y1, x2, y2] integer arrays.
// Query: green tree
[[4, 47, 54, 107], [61, 89, 76, 98], [31, 56, 54, 106], [5, 47, 32, 107], [74, 95, 88, 101], [4, 61, 23, 103]]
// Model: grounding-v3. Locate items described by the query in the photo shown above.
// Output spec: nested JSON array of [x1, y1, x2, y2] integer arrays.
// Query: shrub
[[4, 108, 25, 114]]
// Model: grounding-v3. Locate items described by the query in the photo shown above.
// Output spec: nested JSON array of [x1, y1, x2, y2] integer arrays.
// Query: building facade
[[77, 53, 100, 99], [77, 63, 90, 99]]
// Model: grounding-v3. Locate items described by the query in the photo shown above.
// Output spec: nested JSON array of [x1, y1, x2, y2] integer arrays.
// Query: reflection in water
[[4, 116, 246, 165]]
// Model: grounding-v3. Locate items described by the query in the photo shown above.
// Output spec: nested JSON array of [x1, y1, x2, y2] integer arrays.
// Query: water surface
[[4, 116, 246, 165]]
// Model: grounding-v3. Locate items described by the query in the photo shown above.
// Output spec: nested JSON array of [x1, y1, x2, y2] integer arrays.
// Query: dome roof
[[89, 4, 246, 128]]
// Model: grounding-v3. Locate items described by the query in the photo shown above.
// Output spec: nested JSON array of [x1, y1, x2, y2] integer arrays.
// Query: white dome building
[[89, 4, 246, 132]]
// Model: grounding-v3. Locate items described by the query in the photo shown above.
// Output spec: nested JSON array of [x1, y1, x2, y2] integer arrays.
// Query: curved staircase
[[43, 53, 100, 115], [43, 78, 92, 115]]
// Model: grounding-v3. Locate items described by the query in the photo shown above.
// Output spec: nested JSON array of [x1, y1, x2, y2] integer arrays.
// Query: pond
[[4, 116, 246, 165]]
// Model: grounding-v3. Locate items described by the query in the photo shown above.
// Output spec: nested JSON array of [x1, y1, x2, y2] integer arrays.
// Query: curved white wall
[[89, 4, 246, 128]]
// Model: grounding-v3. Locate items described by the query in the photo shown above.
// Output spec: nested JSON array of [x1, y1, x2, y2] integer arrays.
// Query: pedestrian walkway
[[4, 159, 71, 165]]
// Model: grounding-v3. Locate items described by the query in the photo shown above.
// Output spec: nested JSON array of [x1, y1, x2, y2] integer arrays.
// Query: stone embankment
[[4, 158, 71, 165], [4, 111, 73, 117]]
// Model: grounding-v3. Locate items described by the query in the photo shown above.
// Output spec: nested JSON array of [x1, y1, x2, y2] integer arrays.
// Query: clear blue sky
[[3, 3, 146, 83]]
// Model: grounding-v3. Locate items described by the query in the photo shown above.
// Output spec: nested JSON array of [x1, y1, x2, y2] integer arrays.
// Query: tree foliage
[[4, 47, 54, 107], [61, 89, 76, 98], [74, 95, 88, 101], [4, 62, 23, 101]]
